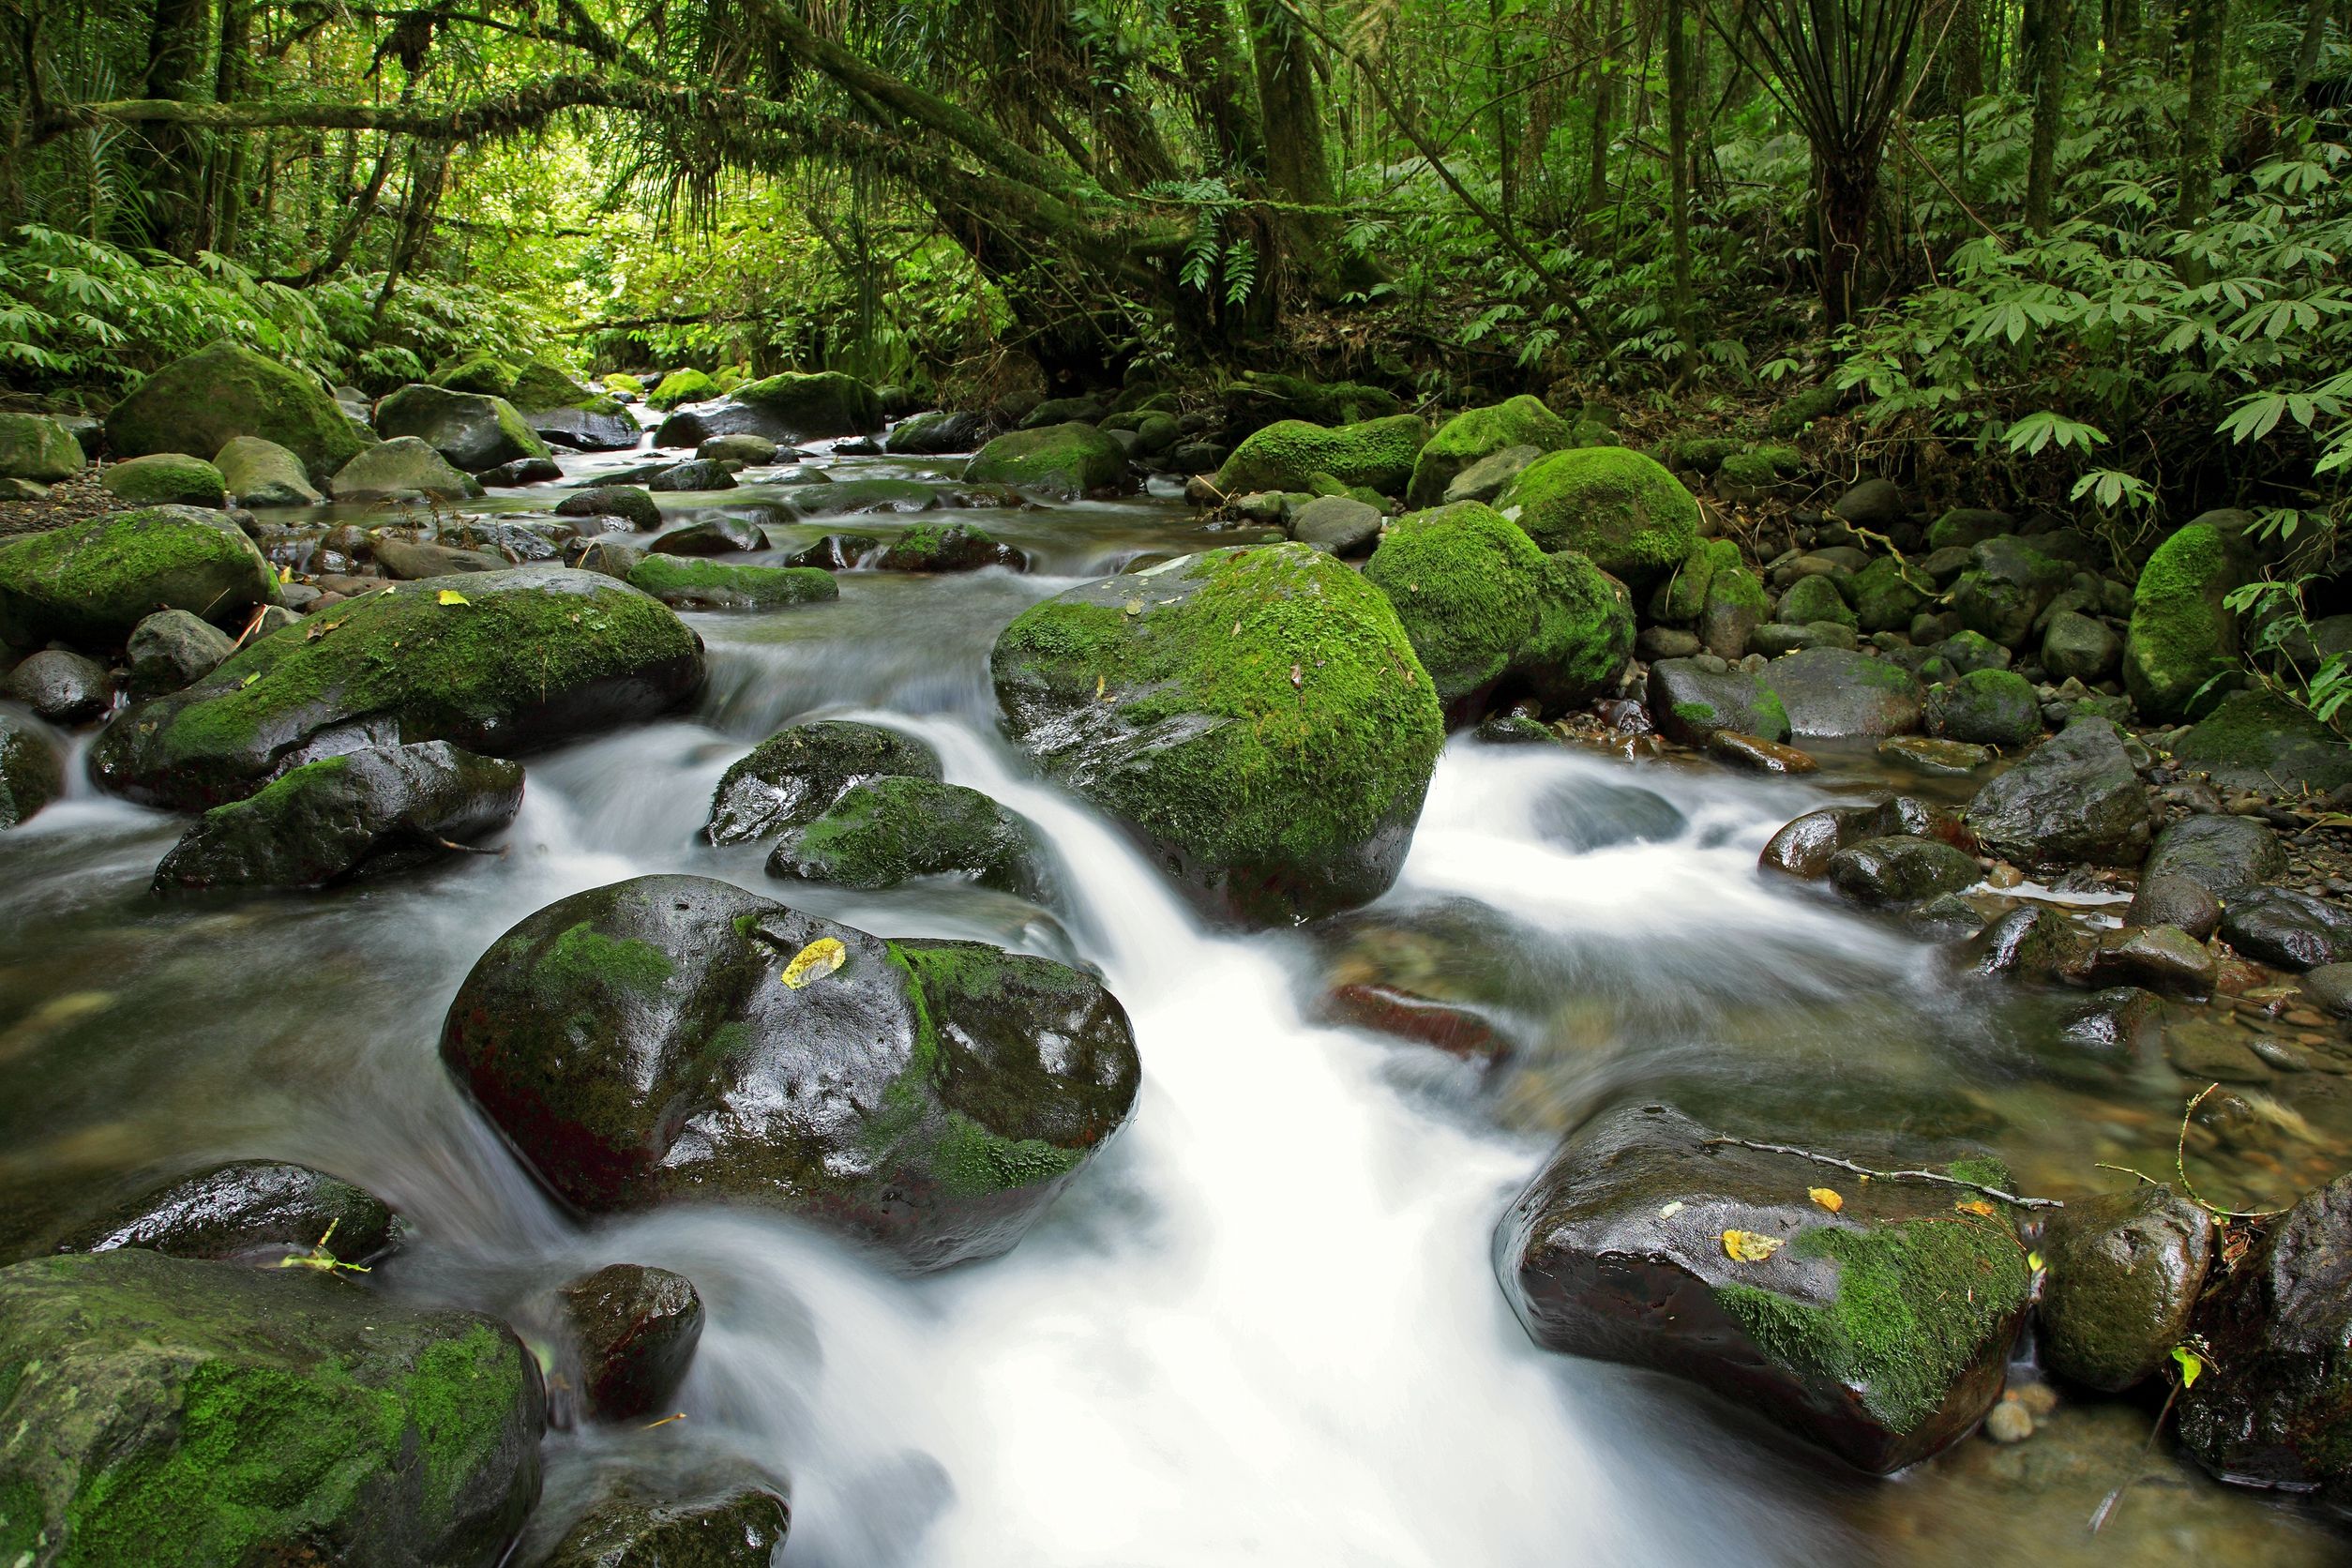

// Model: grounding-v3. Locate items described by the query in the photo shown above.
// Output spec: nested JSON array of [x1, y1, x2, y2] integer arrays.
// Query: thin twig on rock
[[1702, 1135, 2067, 1210]]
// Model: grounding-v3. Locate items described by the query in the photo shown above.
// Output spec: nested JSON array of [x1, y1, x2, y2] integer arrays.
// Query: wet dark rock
[[696, 433, 777, 464], [1645, 657, 1789, 745], [1535, 780, 1687, 852], [766, 776, 1051, 899], [1951, 536, 2069, 649], [651, 518, 766, 556], [1923, 668, 2040, 748], [2300, 963, 2352, 1017], [440, 876, 1140, 1269], [875, 522, 1025, 573], [704, 719, 941, 847], [556, 486, 663, 531], [2079, 924, 2216, 996], [0, 709, 66, 827], [1707, 731, 1817, 774], [2041, 610, 2121, 684], [2179, 1172, 2352, 1496], [2165, 1018, 2274, 1081], [1497, 1100, 2032, 1473], [1289, 495, 1384, 556], [2040, 1184, 2211, 1393], [478, 456, 564, 487], [2142, 814, 2287, 901], [1961, 905, 2092, 983], [1636, 626, 1701, 661], [1877, 734, 1992, 774], [783, 533, 880, 570], [1756, 648, 1922, 739], [1318, 982, 1506, 1063], [5, 647, 113, 722], [1759, 805, 1878, 879], [91, 568, 703, 811], [373, 384, 551, 473], [1832, 477, 1906, 529], [2050, 987, 2166, 1074], [2126, 874, 2222, 941], [152, 740, 523, 892], [540, 1483, 788, 1568], [554, 1263, 702, 1420], [887, 409, 995, 455], [1964, 721, 2152, 868], [647, 460, 738, 493], [1925, 508, 2013, 551], [1826, 836, 1979, 908], [2171, 689, 2352, 797], [54, 1159, 397, 1265], [0, 1248, 542, 1565], [2219, 888, 2352, 971], [374, 537, 506, 580]]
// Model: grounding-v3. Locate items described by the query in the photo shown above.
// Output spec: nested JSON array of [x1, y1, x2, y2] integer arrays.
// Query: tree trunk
[[2024, 0, 2068, 231], [210, 0, 251, 256], [1243, 0, 1340, 285], [134, 0, 215, 256], [1666, 0, 1697, 372], [2293, 0, 2329, 98], [1169, 0, 1265, 173], [1817, 149, 1879, 330], [2176, 0, 2224, 228], [1586, 0, 1622, 219]]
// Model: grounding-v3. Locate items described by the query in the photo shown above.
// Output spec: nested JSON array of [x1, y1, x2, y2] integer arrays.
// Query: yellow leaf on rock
[[1723, 1229, 1784, 1263], [437, 589, 470, 606], [781, 937, 847, 989], [1955, 1199, 1996, 1218], [1809, 1187, 1844, 1213]]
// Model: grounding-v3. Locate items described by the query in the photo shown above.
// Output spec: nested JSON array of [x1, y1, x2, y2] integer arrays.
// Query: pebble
[[1984, 1397, 2035, 1443]]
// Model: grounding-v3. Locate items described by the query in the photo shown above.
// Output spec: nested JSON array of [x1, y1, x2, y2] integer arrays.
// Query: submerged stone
[[2039, 1184, 2211, 1393]]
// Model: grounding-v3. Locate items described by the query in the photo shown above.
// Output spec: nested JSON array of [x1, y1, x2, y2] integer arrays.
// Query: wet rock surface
[[553, 1262, 703, 1420], [2038, 1184, 2210, 1392], [52, 1158, 399, 1265]]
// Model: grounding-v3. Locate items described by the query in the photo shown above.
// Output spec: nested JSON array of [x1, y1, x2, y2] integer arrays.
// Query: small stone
[[1705, 730, 1817, 774], [2082, 924, 2217, 996], [2165, 1018, 2273, 1081], [1984, 1396, 2035, 1443], [555, 1262, 704, 1421], [1878, 734, 1992, 774]]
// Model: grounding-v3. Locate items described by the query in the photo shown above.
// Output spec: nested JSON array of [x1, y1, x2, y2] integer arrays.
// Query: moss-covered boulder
[[732, 370, 882, 439], [0, 709, 66, 827], [438, 874, 1139, 1269], [963, 423, 1127, 497], [626, 555, 837, 611], [2122, 520, 2246, 720], [0, 505, 273, 647], [704, 719, 941, 846], [1950, 535, 2070, 649], [555, 485, 662, 531], [888, 409, 996, 455], [876, 521, 1024, 572], [1775, 573, 1856, 630], [1497, 1100, 2032, 1473], [0, 413, 87, 482], [90, 567, 705, 810], [1846, 556, 1930, 634], [430, 349, 519, 398], [1363, 501, 1545, 706], [1924, 667, 2041, 747], [1407, 396, 1573, 509], [1698, 542, 1770, 659], [105, 340, 370, 484], [2170, 687, 2352, 795], [98, 452, 227, 508], [372, 384, 551, 474], [645, 369, 716, 411], [1215, 415, 1428, 498], [1646, 658, 1789, 745], [992, 543, 1444, 924], [768, 776, 1050, 899], [214, 434, 323, 507], [151, 740, 524, 892], [1516, 550, 1636, 711], [329, 436, 485, 501], [1758, 648, 1923, 739], [1497, 445, 1699, 587], [502, 359, 637, 450], [0, 1247, 542, 1566]]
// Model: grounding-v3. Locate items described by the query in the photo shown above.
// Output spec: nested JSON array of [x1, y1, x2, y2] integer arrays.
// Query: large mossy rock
[[0, 413, 87, 482], [104, 341, 369, 484], [888, 409, 995, 455], [963, 423, 1128, 497], [1406, 396, 1573, 509], [732, 370, 882, 438], [0, 709, 67, 827], [1922, 667, 2040, 747], [767, 776, 1050, 899], [100, 453, 228, 508], [1757, 648, 1923, 739], [430, 350, 519, 397], [626, 555, 837, 611], [1645, 658, 1789, 745], [438, 875, 1140, 1269], [704, 719, 942, 846], [1495, 1100, 2032, 1473], [2039, 1184, 2211, 1393], [90, 567, 704, 810], [2179, 1172, 2352, 1497], [0, 506, 274, 647], [2124, 519, 2245, 721], [329, 436, 486, 501], [0, 1248, 543, 1567], [373, 384, 551, 473], [1965, 719, 2153, 867], [2172, 688, 2352, 796], [1363, 501, 1631, 711], [1496, 445, 1699, 587], [644, 369, 716, 411], [1214, 415, 1428, 497], [991, 543, 1444, 924], [507, 359, 638, 451], [1949, 536, 2070, 649], [151, 740, 524, 892], [214, 434, 323, 507]]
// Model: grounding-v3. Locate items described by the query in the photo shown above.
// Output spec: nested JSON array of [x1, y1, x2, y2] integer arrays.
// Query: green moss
[[773, 776, 1042, 896], [626, 554, 837, 609], [1408, 397, 1573, 507], [104, 341, 370, 484], [927, 1109, 1086, 1199], [0, 506, 273, 646], [0, 412, 87, 482], [602, 371, 644, 395], [1718, 1208, 2030, 1434], [506, 358, 622, 416], [1647, 543, 1717, 624], [1362, 501, 1544, 703], [1515, 550, 1636, 708], [1657, 434, 1742, 475], [1215, 414, 1430, 496], [1673, 701, 1715, 725], [1498, 445, 1700, 585], [2123, 522, 2239, 720], [732, 370, 881, 435], [1778, 573, 1857, 629], [535, 920, 674, 1000], [430, 350, 519, 397], [963, 423, 1126, 495], [99, 452, 229, 508], [645, 369, 716, 411]]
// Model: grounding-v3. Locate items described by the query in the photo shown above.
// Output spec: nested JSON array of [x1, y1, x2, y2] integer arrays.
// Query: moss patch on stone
[[626, 554, 837, 610], [645, 369, 716, 410], [1498, 445, 1700, 586], [1363, 501, 1545, 703], [0, 506, 274, 647], [1216, 415, 1428, 497], [1408, 396, 1572, 507], [2123, 521, 2240, 720], [1515, 550, 1636, 709], [963, 423, 1127, 496]]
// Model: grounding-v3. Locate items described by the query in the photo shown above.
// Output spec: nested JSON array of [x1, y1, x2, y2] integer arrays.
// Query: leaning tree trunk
[[2024, 0, 2068, 232]]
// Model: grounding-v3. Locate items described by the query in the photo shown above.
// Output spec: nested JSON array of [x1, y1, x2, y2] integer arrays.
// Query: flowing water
[[4, 426, 2348, 1566]]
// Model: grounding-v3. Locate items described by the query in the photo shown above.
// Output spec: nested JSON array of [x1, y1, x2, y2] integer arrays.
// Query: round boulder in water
[[439, 874, 1139, 1269], [0, 709, 66, 827], [704, 718, 942, 847], [90, 566, 705, 811], [991, 542, 1444, 925], [553, 1262, 703, 1420], [541, 1483, 789, 1568], [767, 776, 1052, 899], [0, 505, 275, 648], [556, 485, 662, 531]]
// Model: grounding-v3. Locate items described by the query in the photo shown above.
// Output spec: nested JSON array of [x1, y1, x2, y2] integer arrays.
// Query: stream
[[3, 423, 2347, 1566]]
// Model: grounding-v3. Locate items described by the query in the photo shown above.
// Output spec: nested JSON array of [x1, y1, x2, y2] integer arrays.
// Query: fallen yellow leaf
[[781, 937, 847, 989], [1723, 1229, 1784, 1263], [437, 588, 470, 606], [1955, 1199, 1996, 1218], [1809, 1187, 1844, 1213], [2172, 1345, 2202, 1388]]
